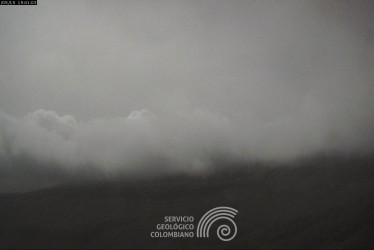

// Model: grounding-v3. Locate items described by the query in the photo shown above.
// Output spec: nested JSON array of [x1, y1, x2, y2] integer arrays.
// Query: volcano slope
[[0, 155, 374, 249]]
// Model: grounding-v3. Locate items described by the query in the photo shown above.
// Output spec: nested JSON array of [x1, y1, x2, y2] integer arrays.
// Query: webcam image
[[0, 1, 373, 249]]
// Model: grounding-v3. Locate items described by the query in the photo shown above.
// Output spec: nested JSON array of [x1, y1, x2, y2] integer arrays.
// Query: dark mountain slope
[[1, 156, 374, 249]]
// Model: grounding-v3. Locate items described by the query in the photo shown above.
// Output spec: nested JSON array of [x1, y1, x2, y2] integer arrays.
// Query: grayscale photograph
[[0, 0, 373, 249]]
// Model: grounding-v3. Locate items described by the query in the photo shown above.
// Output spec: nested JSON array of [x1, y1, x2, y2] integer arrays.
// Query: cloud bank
[[1, 104, 373, 192], [0, 1, 374, 191]]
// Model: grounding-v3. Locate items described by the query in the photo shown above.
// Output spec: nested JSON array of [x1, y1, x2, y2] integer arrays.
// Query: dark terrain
[[1, 155, 374, 249]]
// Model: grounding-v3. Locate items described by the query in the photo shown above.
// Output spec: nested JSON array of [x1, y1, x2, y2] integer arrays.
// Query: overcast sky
[[0, 0, 374, 191]]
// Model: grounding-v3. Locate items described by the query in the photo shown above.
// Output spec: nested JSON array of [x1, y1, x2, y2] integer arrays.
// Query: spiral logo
[[196, 206, 238, 241]]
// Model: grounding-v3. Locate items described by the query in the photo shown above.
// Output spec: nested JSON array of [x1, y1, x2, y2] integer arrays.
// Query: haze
[[0, 0, 374, 191]]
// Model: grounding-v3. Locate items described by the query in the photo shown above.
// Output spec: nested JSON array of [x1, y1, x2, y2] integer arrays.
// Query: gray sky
[[0, 0, 374, 191]]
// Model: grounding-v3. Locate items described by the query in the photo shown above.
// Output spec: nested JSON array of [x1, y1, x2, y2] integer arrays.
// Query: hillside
[[1, 156, 374, 249]]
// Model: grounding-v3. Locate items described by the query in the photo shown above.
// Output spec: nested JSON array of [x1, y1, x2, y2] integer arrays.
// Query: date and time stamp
[[1, 1, 37, 5]]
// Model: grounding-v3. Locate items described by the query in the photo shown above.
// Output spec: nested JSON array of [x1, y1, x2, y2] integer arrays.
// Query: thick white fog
[[0, 1, 373, 191]]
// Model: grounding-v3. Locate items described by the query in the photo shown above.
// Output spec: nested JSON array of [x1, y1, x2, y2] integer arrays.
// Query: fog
[[0, 1, 374, 191]]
